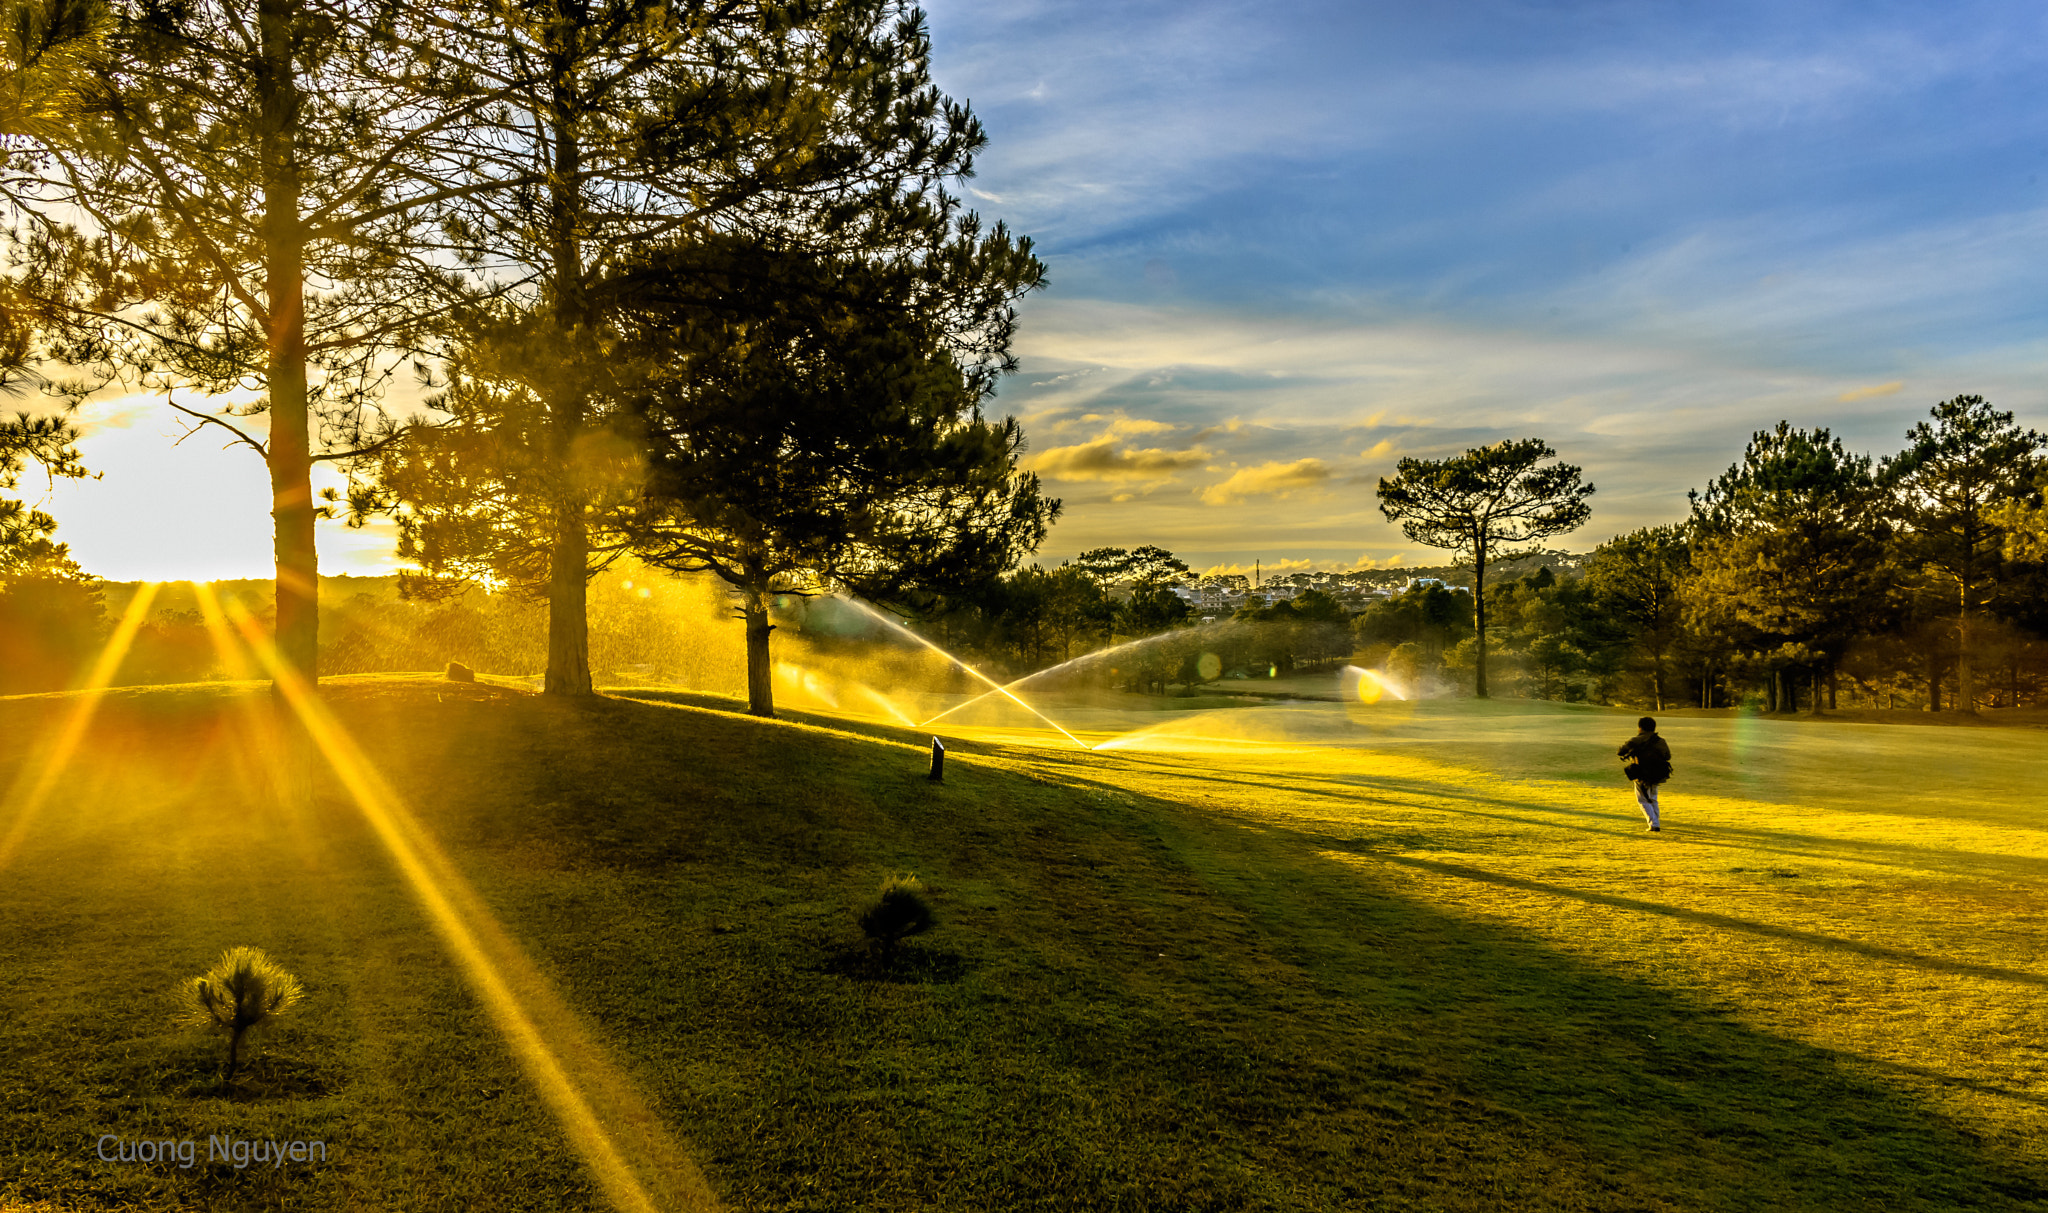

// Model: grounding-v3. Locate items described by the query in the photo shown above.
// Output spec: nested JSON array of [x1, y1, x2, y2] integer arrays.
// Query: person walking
[[1617, 716, 1673, 832]]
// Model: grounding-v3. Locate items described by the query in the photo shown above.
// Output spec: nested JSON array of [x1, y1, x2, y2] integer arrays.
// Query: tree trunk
[[543, 503, 593, 696], [259, 0, 314, 687], [1827, 668, 1838, 711], [1472, 544, 1489, 699], [744, 591, 775, 717], [540, 88, 593, 697], [1806, 668, 1823, 716], [1768, 669, 1780, 714], [1957, 594, 1976, 714], [1927, 649, 1941, 712]]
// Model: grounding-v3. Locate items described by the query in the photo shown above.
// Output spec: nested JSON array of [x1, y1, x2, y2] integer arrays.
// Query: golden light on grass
[[0, 581, 160, 873], [215, 596, 719, 1213], [191, 582, 328, 854]]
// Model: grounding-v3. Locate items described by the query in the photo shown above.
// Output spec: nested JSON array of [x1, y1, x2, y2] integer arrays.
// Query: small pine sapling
[[859, 874, 934, 966], [179, 947, 305, 1090]]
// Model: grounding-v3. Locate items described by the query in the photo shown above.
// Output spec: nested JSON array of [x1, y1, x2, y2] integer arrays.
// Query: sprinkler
[[838, 597, 1092, 749], [928, 736, 946, 782]]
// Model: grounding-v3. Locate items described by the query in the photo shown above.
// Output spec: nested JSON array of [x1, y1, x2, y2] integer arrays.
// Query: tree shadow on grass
[[1141, 808, 2048, 1211], [64, 685, 2036, 1211], [1349, 846, 2048, 989], [1053, 751, 2048, 886]]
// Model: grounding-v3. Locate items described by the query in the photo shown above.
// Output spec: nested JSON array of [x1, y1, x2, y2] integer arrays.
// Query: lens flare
[[216, 596, 717, 1213], [0, 581, 160, 873], [190, 582, 307, 832], [1342, 664, 1408, 705]]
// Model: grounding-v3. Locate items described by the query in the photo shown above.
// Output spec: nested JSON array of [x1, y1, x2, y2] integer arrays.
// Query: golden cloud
[[1360, 439, 1396, 459], [1837, 380, 1903, 402], [1198, 552, 1408, 576], [1198, 458, 1334, 505], [1025, 438, 1210, 482], [1200, 557, 1321, 576], [1191, 416, 1248, 442]]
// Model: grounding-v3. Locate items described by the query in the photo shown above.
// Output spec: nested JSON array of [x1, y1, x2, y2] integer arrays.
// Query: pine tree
[[1376, 439, 1594, 697], [4, 0, 498, 684], [616, 234, 1052, 716], [1878, 396, 2046, 713], [1584, 524, 1690, 710], [1689, 422, 1888, 715], [361, 0, 1002, 696]]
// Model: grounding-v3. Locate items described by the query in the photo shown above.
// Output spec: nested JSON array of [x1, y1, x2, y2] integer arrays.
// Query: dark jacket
[[1618, 732, 1673, 784]]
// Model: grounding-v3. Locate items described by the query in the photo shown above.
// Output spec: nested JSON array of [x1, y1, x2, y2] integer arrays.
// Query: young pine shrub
[[179, 946, 305, 1090], [859, 874, 935, 967]]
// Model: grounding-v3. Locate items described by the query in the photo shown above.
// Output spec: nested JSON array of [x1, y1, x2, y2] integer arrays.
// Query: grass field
[[1, 677, 2044, 1211]]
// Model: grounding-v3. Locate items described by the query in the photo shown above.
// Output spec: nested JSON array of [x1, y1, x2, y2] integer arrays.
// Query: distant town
[[1158, 549, 1583, 621]]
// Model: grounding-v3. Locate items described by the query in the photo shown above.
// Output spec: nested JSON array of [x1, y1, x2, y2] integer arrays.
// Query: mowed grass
[[0, 678, 2044, 1211]]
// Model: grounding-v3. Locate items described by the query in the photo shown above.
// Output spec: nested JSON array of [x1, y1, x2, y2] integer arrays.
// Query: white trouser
[[1634, 781, 1661, 829]]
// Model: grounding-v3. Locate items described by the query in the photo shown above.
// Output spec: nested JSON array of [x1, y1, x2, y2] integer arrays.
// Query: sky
[[36, 0, 2048, 580]]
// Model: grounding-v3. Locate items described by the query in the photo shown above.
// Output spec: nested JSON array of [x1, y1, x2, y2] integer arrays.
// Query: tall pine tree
[[1878, 396, 2046, 713], [1689, 422, 1888, 714], [5, 0, 512, 684], [1376, 439, 1594, 698], [363, 0, 999, 695], [613, 230, 1052, 716]]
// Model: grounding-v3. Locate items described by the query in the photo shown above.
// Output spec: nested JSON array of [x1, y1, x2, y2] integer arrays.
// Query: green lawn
[[1, 678, 2044, 1210]]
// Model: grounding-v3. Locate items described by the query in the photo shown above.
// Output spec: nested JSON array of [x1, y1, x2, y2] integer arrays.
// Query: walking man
[[1617, 716, 1673, 832]]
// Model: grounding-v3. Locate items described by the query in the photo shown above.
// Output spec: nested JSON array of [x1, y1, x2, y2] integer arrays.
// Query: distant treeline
[[905, 398, 2048, 713], [1339, 399, 2048, 712]]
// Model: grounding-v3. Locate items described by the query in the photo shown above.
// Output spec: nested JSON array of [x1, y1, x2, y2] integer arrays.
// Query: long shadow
[[543, 693, 2048, 1209], [1352, 850, 2048, 989], [1042, 752, 2048, 884], [51, 683, 2031, 1212], [1852, 1054, 2048, 1112], [1124, 802, 2048, 1211]]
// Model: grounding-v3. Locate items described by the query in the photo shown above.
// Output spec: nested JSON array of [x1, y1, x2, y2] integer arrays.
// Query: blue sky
[[42, 0, 2048, 580], [924, 0, 2048, 574]]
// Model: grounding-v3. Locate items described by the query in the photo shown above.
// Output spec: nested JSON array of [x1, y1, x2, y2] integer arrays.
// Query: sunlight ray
[[191, 581, 325, 852], [219, 597, 719, 1213], [0, 581, 160, 873]]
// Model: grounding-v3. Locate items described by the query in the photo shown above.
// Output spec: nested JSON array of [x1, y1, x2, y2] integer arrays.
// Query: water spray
[[919, 620, 1238, 729], [839, 598, 1094, 750]]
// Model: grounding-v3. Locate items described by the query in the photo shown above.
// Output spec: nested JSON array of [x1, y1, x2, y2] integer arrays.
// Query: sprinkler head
[[928, 736, 945, 782]]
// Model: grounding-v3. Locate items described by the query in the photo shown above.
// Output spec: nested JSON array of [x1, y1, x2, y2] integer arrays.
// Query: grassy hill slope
[[1, 680, 2043, 1211]]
